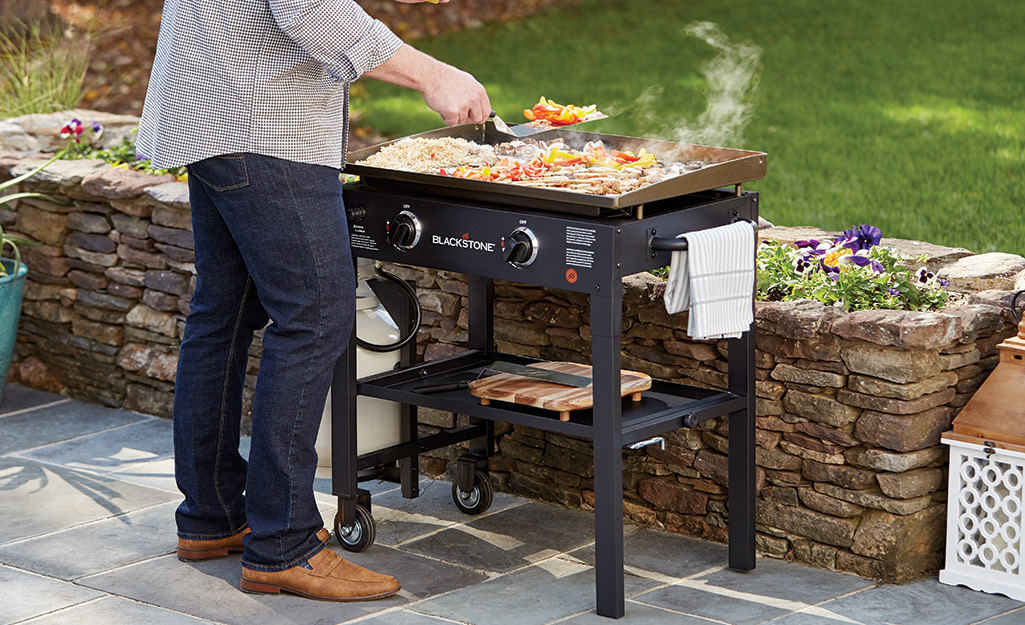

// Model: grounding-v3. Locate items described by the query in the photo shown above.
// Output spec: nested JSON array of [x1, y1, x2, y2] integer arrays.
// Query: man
[[137, 0, 490, 601]]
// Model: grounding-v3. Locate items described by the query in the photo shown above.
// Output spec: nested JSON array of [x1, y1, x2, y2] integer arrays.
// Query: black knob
[[345, 206, 365, 222], [502, 240, 530, 264], [388, 211, 420, 249], [502, 229, 536, 266]]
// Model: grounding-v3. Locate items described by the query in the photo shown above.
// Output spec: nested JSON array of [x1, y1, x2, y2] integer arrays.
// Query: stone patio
[[1, 384, 1022, 625]]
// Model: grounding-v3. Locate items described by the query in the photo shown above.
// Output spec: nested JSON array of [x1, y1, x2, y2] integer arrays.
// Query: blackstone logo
[[431, 232, 495, 252]]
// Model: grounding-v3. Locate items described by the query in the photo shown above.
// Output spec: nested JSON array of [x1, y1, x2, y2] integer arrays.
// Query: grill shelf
[[356, 349, 744, 444]]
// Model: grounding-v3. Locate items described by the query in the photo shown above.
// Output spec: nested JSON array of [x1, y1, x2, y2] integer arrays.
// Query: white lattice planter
[[940, 436, 1025, 601]]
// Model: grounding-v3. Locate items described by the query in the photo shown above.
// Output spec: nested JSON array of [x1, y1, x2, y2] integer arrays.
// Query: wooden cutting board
[[468, 361, 652, 421]]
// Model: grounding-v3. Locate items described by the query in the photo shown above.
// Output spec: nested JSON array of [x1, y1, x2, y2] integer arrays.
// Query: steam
[[631, 22, 762, 147]]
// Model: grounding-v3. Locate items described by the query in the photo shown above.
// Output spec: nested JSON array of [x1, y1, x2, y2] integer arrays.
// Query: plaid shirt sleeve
[[270, 0, 404, 82]]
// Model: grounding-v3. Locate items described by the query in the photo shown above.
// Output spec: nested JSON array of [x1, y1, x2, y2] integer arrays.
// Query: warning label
[[350, 225, 378, 252], [566, 226, 596, 247], [566, 248, 594, 269], [566, 225, 596, 269]]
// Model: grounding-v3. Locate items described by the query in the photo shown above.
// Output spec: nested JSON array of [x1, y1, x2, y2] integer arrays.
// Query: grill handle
[[648, 218, 757, 254], [649, 236, 690, 252]]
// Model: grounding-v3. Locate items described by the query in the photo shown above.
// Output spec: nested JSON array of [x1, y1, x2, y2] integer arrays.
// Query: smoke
[[631, 22, 762, 147]]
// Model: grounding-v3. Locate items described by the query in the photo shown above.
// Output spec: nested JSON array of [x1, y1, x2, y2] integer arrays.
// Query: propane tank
[[316, 258, 402, 467]]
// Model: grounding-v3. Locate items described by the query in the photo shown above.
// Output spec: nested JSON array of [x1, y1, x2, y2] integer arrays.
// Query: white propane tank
[[315, 259, 403, 467]]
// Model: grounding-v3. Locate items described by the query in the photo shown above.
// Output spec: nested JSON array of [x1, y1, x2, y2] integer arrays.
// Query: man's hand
[[421, 64, 490, 126], [364, 44, 491, 126]]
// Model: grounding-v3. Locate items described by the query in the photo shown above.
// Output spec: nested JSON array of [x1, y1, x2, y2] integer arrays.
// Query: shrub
[[0, 20, 93, 118]]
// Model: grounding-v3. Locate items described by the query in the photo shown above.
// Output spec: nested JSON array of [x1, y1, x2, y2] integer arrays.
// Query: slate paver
[[767, 578, 1024, 625], [0, 401, 146, 456], [370, 476, 524, 546], [332, 543, 489, 599], [354, 608, 467, 625], [400, 500, 597, 573], [973, 606, 1025, 625], [633, 556, 875, 625], [78, 553, 403, 625], [20, 417, 175, 473], [21, 595, 211, 625], [569, 526, 729, 578], [0, 456, 177, 545], [0, 563, 102, 625], [105, 456, 178, 493], [0, 384, 66, 416], [0, 501, 178, 580], [559, 601, 722, 624], [409, 556, 660, 625]]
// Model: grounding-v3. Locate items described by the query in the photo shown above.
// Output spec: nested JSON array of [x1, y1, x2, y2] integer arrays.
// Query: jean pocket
[[188, 154, 250, 191]]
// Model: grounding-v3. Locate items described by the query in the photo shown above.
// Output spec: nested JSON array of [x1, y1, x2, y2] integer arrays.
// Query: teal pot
[[0, 258, 28, 405]]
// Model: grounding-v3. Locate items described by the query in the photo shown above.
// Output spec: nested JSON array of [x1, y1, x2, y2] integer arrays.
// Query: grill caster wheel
[[452, 469, 493, 515], [334, 504, 375, 552]]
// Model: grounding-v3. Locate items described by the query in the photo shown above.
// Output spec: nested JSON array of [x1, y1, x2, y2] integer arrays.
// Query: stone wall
[[3, 139, 1025, 583]]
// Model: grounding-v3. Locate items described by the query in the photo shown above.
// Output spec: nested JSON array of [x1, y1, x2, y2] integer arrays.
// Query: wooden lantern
[[945, 313, 1025, 450], [939, 308, 1025, 601]]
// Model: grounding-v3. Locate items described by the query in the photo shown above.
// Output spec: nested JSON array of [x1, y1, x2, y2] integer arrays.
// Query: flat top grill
[[345, 123, 767, 216], [335, 125, 763, 618]]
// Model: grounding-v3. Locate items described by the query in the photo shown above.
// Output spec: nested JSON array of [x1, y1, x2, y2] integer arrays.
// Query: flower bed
[[4, 111, 1025, 582], [758, 224, 950, 311]]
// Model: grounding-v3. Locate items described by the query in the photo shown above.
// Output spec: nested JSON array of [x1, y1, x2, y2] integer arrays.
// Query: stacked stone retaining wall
[[3, 146, 1024, 583]]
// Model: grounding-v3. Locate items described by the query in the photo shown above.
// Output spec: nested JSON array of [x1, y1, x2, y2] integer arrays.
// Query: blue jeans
[[175, 153, 355, 571]]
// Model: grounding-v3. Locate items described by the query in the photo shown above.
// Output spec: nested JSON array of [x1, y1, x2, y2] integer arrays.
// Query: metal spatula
[[489, 111, 537, 138], [489, 110, 608, 139]]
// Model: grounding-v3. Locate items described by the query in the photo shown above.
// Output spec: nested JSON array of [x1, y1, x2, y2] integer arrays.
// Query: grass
[[0, 20, 93, 119], [352, 0, 1025, 256]]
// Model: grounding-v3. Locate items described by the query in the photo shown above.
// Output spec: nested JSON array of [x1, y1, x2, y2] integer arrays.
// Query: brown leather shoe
[[240, 547, 400, 601], [177, 527, 251, 562]]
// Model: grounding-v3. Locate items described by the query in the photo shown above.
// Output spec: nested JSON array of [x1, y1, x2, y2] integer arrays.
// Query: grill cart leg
[[332, 320, 361, 541], [591, 289, 625, 619], [727, 329, 756, 571]]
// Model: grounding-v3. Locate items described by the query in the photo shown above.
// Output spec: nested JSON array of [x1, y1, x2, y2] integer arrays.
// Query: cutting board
[[468, 361, 652, 421]]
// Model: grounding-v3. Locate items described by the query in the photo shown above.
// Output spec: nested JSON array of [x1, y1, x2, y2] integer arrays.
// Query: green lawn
[[352, 0, 1025, 256]]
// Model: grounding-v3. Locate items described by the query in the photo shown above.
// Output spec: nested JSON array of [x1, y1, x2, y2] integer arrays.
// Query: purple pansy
[[916, 267, 935, 284], [793, 256, 814, 274], [834, 225, 882, 252], [842, 253, 885, 274], [795, 239, 829, 256]]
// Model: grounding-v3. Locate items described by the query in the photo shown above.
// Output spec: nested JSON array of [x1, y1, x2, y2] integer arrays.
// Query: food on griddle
[[354, 137, 706, 196], [358, 137, 496, 173], [522, 97, 606, 128]]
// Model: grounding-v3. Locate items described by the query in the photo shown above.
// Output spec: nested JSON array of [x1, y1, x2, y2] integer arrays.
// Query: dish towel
[[663, 220, 756, 340]]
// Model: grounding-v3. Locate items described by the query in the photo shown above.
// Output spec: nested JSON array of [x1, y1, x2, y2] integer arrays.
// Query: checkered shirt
[[137, 0, 403, 169]]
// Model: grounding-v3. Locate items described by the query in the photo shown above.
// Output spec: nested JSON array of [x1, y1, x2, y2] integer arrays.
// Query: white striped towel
[[663, 220, 756, 340]]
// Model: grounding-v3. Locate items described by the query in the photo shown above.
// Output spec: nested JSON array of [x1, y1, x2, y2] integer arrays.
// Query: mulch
[[49, 0, 573, 118]]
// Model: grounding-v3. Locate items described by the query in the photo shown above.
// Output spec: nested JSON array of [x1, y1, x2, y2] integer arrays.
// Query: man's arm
[[364, 44, 491, 126]]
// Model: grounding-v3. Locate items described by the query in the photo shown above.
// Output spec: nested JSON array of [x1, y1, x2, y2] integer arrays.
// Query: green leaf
[[0, 191, 72, 206], [0, 147, 67, 192]]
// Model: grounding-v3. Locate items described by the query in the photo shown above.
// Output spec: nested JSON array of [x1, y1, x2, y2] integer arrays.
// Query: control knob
[[502, 227, 538, 267], [387, 210, 421, 250]]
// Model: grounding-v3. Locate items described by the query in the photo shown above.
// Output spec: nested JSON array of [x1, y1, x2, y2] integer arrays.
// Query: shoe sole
[[177, 546, 245, 562], [239, 577, 399, 602]]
